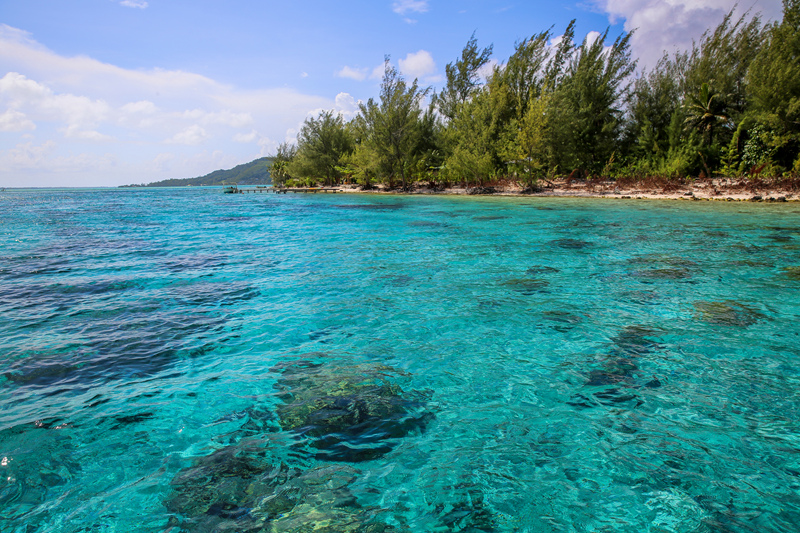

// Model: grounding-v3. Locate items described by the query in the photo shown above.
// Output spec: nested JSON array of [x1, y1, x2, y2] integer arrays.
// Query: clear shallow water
[[2, 188, 800, 532]]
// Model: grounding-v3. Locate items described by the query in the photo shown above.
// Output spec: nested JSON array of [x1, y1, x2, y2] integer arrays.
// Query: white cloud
[[392, 0, 429, 15], [120, 100, 158, 115], [257, 136, 277, 156], [398, 50, 437, 80], [166, 125, 209, 145], [3, 140, 56, 168], [63, 125, 113, 142], [336, 66, 368, 81], [181, 109, 253, 128], [335, 92, 360, 119], [0, 24, 337, 186], [476, 58, 498, 82], [120, 0, 148, 8], [0, 109, 35, 131], [371, 64, 386, 80], [598, 0, 782, 69], [0, 140, 119, 181], [0, 72, 112, 134], [233, 129, 258, 143]]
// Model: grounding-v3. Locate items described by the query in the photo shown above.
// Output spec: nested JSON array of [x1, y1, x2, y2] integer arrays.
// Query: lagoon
[[2, 188, 800, 532]]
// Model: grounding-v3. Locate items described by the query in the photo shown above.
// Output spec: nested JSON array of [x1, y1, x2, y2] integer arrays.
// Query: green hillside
[[124, 157, 273, 187]]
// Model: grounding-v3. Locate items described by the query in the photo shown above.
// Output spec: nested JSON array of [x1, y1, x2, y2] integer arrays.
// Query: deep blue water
[[2, 187, 800, 532]]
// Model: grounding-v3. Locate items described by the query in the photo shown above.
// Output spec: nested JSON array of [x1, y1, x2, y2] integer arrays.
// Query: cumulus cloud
[[336, 66, 369, 81], [398, 50, 437, 80], [120, 0, 148, 8], [0, 109, 35, 131], [335, 92, 360, 119], [0, 140, 119, 181], [392, 0, 429, 15], [63, 125, 113, 142], [233, 130, 258, 143], [257, 136, 277, 157], [181, 109, 253, 128], [166, 125, 210, 145], [598, 0, 782, 69], [0, 24, 338, 186], [0, 72, 111, 133], [476, 58, 498, 82]]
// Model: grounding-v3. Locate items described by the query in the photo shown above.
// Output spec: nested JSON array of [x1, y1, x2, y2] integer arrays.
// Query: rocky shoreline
[[325, 178, 800, 202]]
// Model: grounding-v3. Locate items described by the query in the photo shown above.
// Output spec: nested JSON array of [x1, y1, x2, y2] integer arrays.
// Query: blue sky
[[0, 0, 782, 187]]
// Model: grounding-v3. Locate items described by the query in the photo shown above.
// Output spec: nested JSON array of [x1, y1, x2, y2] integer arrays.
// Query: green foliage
[[626, 54, 687, 159], [685, 10, 765, 119], [683, 82, 732, 146], [719, 121, 746, 176], [204, 5, 799, 189], [548, 28, 636, 173], [288, 111, 354, 186], [270, 142, 297, 187], [741, 124, 776, 170], [503, 94, 553, 185], [435, 33, 493, 122], [746, 0, 800, 169], [357, 59, 431, 189], [443, 84, 507, 187]]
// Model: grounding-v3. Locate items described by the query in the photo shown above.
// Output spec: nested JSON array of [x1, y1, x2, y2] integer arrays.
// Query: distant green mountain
[[123, 157, 273, 187]]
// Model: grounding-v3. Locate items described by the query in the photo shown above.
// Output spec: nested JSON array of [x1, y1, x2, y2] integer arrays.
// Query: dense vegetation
[[276, 1, 800, 190], [124, 157, 272, 187]]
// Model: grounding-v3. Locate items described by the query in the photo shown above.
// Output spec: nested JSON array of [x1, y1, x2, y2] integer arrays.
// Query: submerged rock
[[569, 325, 665, 410], [525, 265, 560, 276], [631, 268, 692, 280], [627, 254, 698, 268], [693, 300, 767, 327], [783, 266, 800, 280], [611, 325, 663, 356], [500, 278, 550, 295], [0, 420, 81, 524], [550, 238, 593, 249], [541, 310, 583, 332], [272, 360, 433, 462], [166, 448, 402, 532]]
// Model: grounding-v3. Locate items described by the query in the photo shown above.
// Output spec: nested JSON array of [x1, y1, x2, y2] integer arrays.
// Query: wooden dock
[[224, 186, 340, 194], [272, 187, 340, 194]]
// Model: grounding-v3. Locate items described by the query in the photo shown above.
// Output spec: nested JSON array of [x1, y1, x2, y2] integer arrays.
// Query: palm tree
[[684, 83, 732, 145]]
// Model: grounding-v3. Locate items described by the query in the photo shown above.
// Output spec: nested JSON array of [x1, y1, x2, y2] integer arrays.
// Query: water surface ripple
[[1, 188, 800, 532]]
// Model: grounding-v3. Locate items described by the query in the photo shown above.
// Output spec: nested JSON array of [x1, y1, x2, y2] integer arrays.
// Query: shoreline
[[315, 178, 799, 202]]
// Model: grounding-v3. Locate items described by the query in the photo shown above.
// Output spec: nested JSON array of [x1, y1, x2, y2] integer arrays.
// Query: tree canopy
[[269, 4, 800, 189]]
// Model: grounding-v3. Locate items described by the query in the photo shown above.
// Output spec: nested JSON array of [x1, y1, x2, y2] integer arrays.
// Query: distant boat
[[223, 185, 238, 194]]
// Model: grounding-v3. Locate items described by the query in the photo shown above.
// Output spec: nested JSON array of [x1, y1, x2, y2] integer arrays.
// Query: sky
[[0, 0, 783, 188]]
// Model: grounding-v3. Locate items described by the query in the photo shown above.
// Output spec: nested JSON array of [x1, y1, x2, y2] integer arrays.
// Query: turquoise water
[[2, 188, 800, 532]]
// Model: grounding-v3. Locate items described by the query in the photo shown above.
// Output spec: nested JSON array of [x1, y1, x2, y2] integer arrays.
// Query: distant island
[[121, 157, 272, 187]]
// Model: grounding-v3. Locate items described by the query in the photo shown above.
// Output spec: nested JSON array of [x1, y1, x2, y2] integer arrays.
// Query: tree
[[684, 82, 732, 146], [685, 10, 765, 121], [625, 53, 687, 159], [746, 0, 800, 169], [288, 110, 354, 186], [443, 88, 504, 187], [357, 59, 430, 189], [269, 142, 296, 187], [504, 93, 553, 186], [549, 29, 636, 173], [435, 33, 493, 122]]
